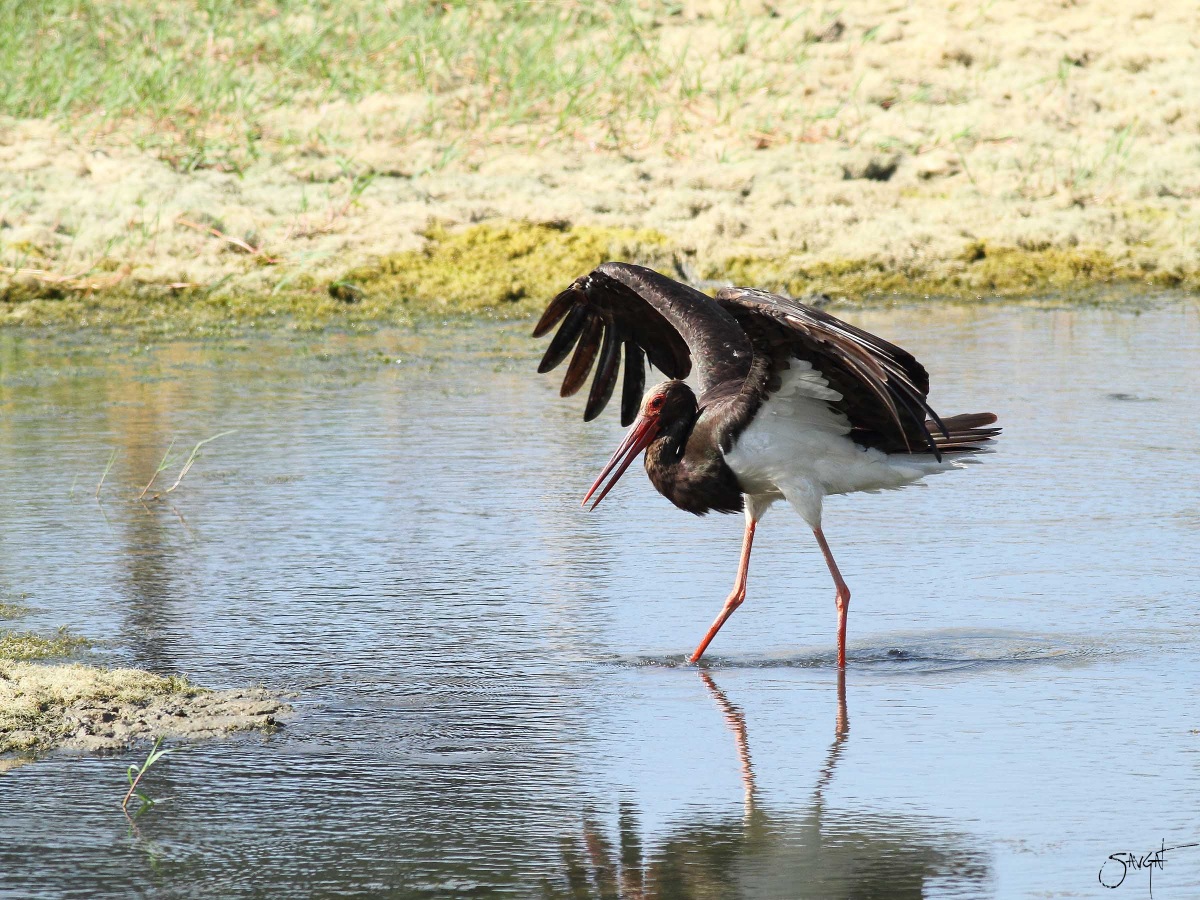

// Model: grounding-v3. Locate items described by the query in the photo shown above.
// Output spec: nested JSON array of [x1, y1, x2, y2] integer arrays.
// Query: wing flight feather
[[533, 263, 752, 425]]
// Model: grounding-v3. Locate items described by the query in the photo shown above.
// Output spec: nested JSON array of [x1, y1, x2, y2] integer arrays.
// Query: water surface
[[1, 301, 1198, 898]]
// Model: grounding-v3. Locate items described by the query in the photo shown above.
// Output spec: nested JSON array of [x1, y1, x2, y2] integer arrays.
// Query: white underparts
[[724, 359, 964, 528]]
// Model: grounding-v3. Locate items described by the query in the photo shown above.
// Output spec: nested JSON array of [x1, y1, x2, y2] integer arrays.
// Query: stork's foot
[[689, 588, 746, 664]]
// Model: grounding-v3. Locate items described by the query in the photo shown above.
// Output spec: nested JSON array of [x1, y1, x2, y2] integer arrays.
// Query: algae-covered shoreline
[[4, 0, 1199, 328], [4, 219, 1193, 334]]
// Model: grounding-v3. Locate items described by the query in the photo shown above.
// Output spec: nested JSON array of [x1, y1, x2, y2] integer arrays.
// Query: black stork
[[533, 262, 999, 667]]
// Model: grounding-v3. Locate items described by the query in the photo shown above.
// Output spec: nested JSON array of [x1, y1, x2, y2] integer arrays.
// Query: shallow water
[[1, 301, 1198, 899]]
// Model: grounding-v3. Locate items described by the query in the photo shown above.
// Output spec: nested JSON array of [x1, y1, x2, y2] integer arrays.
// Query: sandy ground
[[2, 0, 1198, 321]]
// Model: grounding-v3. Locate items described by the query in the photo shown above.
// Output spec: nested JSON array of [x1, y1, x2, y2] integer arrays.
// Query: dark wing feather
[[532, 289, 575, 338], [716, 287, 948, 458], [929, 412, 1000, 452], [533, 263, 752, 423], [537, 304, 589, 374], [584, 322, 622, 421], [560, 312, 605, 397], [620, 341, 645, 426]]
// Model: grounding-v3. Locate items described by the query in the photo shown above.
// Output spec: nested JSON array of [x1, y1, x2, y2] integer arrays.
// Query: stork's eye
[[648, 396, 664, 411]]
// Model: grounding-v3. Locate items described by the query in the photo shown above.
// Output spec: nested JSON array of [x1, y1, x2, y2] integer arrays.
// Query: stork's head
[[582, 380, 697, 509]]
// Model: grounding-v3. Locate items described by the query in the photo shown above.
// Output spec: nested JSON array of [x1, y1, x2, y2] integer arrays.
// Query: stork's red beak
[[582, 413, 660, 510]]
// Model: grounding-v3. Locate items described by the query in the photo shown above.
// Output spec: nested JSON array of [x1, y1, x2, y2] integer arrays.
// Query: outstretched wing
[[533, 263, 752, 425], [716, 287, 948, 458]]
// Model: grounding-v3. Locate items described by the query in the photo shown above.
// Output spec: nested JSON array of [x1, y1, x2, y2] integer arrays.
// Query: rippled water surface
[[1, 301, 1199, 898]]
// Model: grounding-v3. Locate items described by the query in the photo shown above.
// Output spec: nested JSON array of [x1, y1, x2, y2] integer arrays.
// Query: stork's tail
[[929, 412, 1000, 453]]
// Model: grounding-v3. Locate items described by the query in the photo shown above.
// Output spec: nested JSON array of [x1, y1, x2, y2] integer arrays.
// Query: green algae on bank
[[5, 220, 1197, 334], [1, 221, 676, 331], [347, 232, 1200, 301], [336, 221, 675, 312], [716, 242, 1200, 301]]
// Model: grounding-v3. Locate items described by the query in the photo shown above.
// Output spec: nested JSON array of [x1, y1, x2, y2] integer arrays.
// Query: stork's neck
[[644, 409, 743, 516]]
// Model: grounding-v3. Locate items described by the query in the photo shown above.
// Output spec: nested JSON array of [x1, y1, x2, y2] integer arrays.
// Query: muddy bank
[[1, 615, 289, 758], [0, 661, 289, 755], [2, 0, 1198, 326]]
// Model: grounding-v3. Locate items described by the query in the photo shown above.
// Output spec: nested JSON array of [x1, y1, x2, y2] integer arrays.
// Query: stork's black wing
[[533, 263, 752, 425], [715, 287, 949, 458]]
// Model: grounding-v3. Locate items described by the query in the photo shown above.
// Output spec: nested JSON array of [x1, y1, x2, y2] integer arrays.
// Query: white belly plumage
[[721, 359, 963, 528]]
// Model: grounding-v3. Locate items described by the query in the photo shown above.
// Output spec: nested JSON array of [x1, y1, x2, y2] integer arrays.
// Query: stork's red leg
[[813, 527, 851, 668], [689, 518, 756, 663]]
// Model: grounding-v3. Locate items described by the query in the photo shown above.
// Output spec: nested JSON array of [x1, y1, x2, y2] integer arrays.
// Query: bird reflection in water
[[546, 672, 990, 899]]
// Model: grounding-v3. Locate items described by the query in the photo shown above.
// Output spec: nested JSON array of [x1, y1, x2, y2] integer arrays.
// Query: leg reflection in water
[[699, 668, 848, 825], [550, 668, 988, 899]]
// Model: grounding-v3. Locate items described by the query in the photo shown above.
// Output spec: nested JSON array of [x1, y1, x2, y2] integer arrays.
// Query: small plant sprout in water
[[122, 736, 175, 816], [95, 448, 118, 499], [138, 430, 237, 502], [137, 439, 177, 501]]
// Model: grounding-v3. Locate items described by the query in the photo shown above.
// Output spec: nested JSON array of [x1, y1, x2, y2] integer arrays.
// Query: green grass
[[0, 1, 835, 172], [0, 1, 670, 171]]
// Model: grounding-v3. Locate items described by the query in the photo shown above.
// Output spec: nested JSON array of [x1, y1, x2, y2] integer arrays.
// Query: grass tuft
[[0, 627, 90, 661], [0, 602, 31, 621]]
